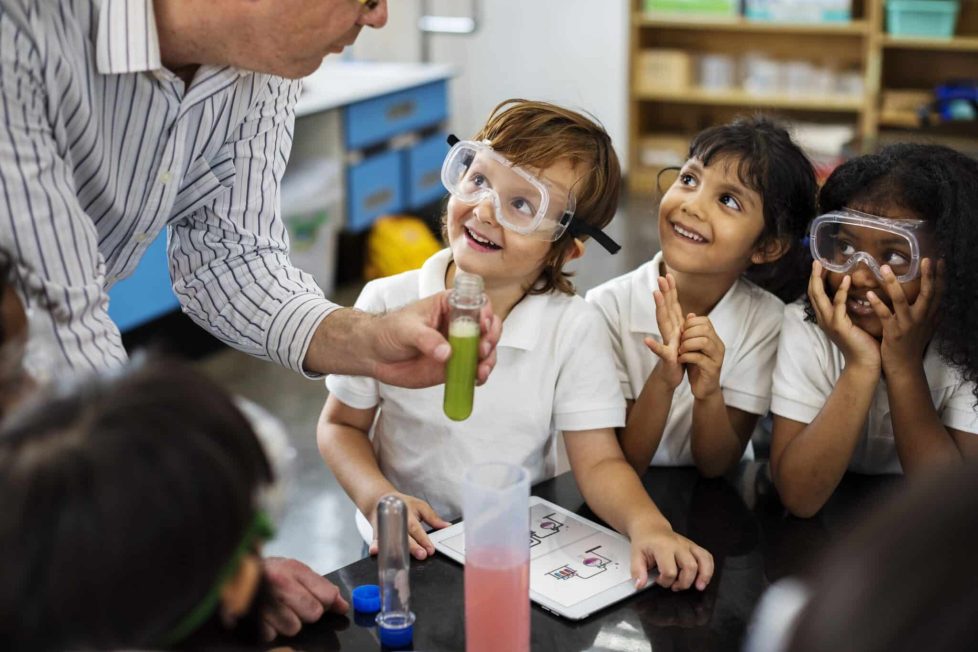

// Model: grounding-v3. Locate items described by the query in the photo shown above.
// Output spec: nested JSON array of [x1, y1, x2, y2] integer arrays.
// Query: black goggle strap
[[564, 213, 621, 255]]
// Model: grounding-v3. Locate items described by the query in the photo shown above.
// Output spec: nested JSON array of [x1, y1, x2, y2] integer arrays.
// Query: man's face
[[241, 0, 388, 78]]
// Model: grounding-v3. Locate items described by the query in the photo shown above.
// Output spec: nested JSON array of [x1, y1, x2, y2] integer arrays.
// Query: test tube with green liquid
[[443, 272, 486, 421]]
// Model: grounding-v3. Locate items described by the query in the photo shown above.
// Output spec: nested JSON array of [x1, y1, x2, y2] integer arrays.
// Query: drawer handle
[[420, 170, 440, 188], [386, 100, 417, 120], [364, 188, 394, 210]]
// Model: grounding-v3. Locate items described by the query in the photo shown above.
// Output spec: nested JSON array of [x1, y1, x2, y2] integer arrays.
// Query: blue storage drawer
[[347, 149, 404, 232], [405, 133, 449, 208], [107, 231, 180, 331], [345, 81, 448, 150]]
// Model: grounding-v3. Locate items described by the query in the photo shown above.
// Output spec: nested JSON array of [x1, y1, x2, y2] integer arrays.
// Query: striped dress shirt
[[0, 0, 339, 377]]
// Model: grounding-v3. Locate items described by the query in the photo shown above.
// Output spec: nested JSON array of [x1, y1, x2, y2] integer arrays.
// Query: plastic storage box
[[886, 0, 960, 38], [644, 0, 738, 16], [281, 158, 342, 298], [745, 0, 852, 22]]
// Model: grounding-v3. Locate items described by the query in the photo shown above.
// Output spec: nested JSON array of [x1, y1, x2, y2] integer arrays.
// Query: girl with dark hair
[[770, 143, 978, 518], [0, 360, 279, 650], [587, 116, 817, 477]]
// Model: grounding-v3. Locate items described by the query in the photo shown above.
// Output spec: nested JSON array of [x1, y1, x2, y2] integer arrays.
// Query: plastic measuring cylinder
[[463, 462, 530, 652], [443, 272, 486, 421], [375, 495, 416, 647]]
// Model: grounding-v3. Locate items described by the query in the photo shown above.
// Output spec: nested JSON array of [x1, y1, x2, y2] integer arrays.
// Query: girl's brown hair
[[447, 99, 622, 295]]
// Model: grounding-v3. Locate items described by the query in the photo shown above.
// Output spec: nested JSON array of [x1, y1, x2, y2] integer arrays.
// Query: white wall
[[351, 0, 631, 170]]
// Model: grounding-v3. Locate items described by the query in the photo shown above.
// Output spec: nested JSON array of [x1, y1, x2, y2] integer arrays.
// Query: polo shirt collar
[[418, 249, 545, 352], [628, 250, 744, 346]]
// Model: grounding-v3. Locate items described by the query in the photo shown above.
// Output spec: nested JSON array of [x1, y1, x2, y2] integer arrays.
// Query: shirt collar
[[418, 249, 546, 351], [96, 0, 162, 75], [628, 250, 745, 346]]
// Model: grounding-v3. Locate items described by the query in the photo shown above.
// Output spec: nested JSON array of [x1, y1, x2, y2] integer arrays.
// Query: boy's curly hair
[[815, 143, 978, 403], [445, 99, 622, 295], [684, 116, 818, 303]]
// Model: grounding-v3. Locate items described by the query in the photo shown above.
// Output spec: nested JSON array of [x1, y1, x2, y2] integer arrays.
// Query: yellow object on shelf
[[365, 215, 443, 281]]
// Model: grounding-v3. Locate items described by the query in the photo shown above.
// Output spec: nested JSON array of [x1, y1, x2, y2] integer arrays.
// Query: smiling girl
[[587, 116, 817, 477], [770, 144, 978, 517]]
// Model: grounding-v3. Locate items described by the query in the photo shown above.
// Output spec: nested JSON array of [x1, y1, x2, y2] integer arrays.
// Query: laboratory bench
[[279, 462, 902, 652]]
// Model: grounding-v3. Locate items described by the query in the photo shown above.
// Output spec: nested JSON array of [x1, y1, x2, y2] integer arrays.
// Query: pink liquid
[[465, 549, 530, 652]]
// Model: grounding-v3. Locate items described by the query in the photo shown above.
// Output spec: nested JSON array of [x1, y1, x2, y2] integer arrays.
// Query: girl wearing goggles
[[321, 99, 715, 594], [771, 144, 978, 518]]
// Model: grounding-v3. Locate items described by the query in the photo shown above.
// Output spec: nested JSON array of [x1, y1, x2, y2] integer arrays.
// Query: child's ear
[[566, 238, 586, 262], [751, 237, 791, 265]]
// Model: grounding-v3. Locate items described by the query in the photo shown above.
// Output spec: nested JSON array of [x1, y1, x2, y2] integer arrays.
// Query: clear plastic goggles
[[809, 208, 933, 283], [441, 136, 621, 254], [442, 138, 576, 240]]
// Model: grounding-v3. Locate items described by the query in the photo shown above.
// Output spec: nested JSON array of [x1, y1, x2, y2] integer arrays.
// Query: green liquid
[[444, 319, 480, 421]]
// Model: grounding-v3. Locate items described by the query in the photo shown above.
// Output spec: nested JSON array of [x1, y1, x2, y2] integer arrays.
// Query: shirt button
[[135, 233, 150, 244], [159, 170, 173, 185]]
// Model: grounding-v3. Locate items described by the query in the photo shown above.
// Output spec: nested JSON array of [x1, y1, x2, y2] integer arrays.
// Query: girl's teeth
[[674, 224, 705, 242]]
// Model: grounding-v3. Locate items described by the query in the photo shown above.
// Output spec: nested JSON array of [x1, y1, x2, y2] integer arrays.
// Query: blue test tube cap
[[377, 616, 415, 648], [352, 584, 381, 614]]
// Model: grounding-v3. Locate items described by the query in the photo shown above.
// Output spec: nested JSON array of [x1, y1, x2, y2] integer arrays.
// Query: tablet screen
[[436, 501, 635, 609]]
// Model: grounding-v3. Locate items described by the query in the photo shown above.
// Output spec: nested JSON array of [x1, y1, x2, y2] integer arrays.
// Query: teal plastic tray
[[886, 0, 960, 38]]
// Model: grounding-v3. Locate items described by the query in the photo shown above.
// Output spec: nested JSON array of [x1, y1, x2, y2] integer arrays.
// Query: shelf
[[635, 87, 865, 112], [878, 110, 921, 128], [636, 13, 870, 35], [881, 34, 978, 52]]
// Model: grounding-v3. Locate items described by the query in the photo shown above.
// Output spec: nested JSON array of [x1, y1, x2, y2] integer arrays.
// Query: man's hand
[[367, 292, 502, 388], [260, 557, 349, 641]]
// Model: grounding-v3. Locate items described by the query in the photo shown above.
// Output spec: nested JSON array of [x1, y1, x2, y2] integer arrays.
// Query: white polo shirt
[[585, 252, 784, 466], [772, 301, 978, 474], [326, 249, 625, 520]]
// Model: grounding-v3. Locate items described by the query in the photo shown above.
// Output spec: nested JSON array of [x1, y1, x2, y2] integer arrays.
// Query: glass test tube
[[376, 495, 415, 646], [443, 272, 486, 421]]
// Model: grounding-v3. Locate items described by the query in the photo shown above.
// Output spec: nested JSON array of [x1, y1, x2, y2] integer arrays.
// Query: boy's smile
[[447, 158, 582, 293]]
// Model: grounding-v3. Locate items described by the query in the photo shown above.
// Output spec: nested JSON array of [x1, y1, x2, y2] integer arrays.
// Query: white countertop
[[295, 60, 457, 117]]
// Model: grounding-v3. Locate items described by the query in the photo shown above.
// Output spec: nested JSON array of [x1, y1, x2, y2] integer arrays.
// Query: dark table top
[[283, 463, 902, 652]]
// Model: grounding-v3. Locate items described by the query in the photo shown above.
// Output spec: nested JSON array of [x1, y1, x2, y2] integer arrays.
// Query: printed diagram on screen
[[530, 512, 566, 548], [547, 546, 614, 580]]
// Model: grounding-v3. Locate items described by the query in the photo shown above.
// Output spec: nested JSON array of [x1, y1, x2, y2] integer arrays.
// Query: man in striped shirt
[[0, 0, 502, 643]]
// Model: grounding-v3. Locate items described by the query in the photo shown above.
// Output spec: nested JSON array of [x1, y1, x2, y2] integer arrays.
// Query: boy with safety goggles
[[771, 144, 978, 518], [320, 99, 714, 593]]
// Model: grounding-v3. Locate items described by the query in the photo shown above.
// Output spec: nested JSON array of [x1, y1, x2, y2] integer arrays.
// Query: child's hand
[[678, 314, 724, 400], [645, 273, 686, 390], [629, 522, 714, 592], [868, 259, 944, 374], [808, 261, 880, 371], [367, 492, 451, 561]]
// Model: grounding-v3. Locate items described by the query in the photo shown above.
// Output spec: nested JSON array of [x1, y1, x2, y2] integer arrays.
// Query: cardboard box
[[635, 49, 694, 93]]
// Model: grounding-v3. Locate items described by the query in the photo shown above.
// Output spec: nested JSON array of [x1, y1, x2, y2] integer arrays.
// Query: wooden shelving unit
[[629, 0, 978, 192]]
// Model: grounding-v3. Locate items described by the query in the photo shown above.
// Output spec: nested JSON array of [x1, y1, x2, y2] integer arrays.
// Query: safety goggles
[[809, 208, 934, 283], [441, 135, 620, 254]]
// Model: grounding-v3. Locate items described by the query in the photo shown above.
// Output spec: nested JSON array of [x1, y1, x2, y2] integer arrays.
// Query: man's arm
[[0, 10, 127, 375], [169, 77, 501, 383]]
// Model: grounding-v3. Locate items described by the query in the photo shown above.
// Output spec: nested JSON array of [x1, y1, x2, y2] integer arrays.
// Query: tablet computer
[[429, 496, 653, 620]]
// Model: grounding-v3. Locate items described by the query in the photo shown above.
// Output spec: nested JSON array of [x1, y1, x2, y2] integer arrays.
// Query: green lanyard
[[156, 511, 275, 647]]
